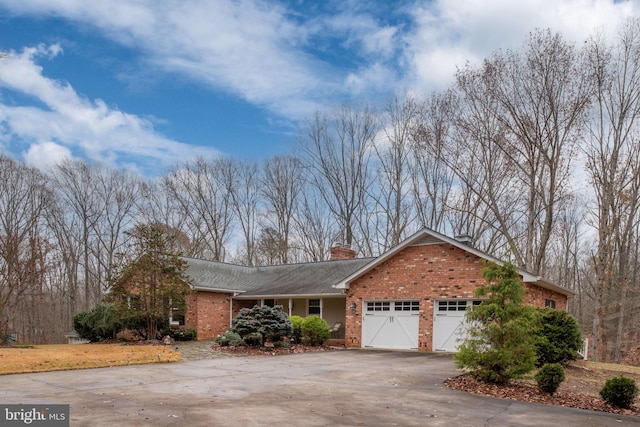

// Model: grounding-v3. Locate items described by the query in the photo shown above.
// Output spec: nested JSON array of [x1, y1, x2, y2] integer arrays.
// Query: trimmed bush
[[535, 363, 565, 395], [300, 316, 331, 346], [215, 330, 244, 347], [231, 305, 293, 346], [600, 376, 639, 408], [73, 303, 123, 342], [166, 328, 197, 341], [535, 308, 583, 367], [290, 315, 304, 343]]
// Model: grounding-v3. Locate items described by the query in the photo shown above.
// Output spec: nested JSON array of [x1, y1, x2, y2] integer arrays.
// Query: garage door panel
[[363, 315, 392, 347], [432, 300, 481, 352], [362, 301, 419, 350]]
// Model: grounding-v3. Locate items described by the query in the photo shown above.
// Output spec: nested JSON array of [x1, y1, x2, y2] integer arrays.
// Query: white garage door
[[362, 300, 420, 350], [432, 300, 482, 352]]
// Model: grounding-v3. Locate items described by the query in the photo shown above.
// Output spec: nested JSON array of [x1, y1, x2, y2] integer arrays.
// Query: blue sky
[[0, 0, 638, 176]]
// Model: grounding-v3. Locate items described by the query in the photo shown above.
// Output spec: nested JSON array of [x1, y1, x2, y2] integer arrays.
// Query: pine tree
[[109, 224, 191, 340], [454, 262, 539, 384]]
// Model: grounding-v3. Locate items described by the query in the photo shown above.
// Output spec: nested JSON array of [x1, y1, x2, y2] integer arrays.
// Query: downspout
[[230, 292, 240, 326]]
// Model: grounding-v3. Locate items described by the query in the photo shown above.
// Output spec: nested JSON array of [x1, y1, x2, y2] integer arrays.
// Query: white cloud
[[23, 140, 73, 171], [0, 45, 218, 174], [0, 0, 406, 118], [404, 0, 640, 93]]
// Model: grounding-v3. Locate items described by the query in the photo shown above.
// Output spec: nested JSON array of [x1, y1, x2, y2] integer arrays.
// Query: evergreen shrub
[[215, 330, 244, 347], [600, 376, 638, 408], [535, 363, 565, 395], [535, 308, 582, 366], [231, 305, 293, 346], [73, 303, 123, 342]]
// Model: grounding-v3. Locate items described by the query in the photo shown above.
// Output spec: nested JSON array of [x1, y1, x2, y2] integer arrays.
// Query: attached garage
[[335, 229, 573, 352], [432, 299, 481, 352], [362, 300, 420, 350]]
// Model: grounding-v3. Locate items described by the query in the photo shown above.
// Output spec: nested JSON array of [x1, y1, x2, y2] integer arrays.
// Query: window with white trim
[[308, 299, 321, 315]]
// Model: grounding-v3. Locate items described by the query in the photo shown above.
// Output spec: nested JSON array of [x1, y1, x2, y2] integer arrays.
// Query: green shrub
[[289, 315, 304, 343], [215, 330, 244, 347], [166, 328, 197, 341], [535, 363, 565, 395], [300, 316, 331, 346], [535, 308, 582, 367], [600, 376, 639, 408], [73, 303, 123, 342], [231, 305, 293, 347]]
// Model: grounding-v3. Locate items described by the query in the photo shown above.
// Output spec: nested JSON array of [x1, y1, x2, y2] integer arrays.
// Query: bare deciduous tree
[[298, 104, 378, 251], [0, 155, 51, 340], [260, 155, 304, 264], [165, 157, 233, 261], [585, 21, 640, 362]]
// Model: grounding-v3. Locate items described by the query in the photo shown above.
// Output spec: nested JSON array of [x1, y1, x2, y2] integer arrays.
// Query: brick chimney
[[330, 244, 356, 260]]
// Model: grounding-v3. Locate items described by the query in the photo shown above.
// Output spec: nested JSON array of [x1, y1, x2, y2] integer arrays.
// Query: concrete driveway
[[1, 350, 639, 426]]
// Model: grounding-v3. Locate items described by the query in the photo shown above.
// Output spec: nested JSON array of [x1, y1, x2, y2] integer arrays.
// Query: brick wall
[[344, 242, 568, 351], [187, 292, 233, 340]]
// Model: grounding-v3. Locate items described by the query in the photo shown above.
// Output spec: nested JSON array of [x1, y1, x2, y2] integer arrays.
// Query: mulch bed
[[211, 343, 337, 356], [445, 374, 640, 417]]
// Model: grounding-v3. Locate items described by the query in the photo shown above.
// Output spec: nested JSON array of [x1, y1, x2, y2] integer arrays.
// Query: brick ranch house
[[181, 228, 572, 352]]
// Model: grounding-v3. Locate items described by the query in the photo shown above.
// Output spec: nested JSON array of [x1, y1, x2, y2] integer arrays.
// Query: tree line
[[2, 22, 640, 363]]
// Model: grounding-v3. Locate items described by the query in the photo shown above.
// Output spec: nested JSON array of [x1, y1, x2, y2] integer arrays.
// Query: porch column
[[288, 298, 292, 316]]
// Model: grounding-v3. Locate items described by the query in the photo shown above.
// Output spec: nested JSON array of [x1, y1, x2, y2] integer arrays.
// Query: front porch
[[233, 295, 346, 339]]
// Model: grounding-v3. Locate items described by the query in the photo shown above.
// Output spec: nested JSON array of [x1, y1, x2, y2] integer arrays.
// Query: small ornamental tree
[[231, 305, 293, 346], [108, 224, 192, 340], [454, 262, 539, 385], [534, 308, 583, 366]]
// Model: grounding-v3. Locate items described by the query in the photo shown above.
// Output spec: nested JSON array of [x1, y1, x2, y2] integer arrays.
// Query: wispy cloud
[[404, 0, 637, 93], [0, 45, 218, 173], [0, 0, 402, 118]]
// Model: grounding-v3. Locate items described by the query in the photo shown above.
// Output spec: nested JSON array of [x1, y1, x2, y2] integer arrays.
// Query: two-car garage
[[362, 299, 480, 352]]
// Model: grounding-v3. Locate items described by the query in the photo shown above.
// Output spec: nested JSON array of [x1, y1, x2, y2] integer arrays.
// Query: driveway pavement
[[1, 349, 639, 426]]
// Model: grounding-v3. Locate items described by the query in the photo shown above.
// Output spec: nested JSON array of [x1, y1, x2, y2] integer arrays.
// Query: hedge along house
[[183, 229, 573, 351]]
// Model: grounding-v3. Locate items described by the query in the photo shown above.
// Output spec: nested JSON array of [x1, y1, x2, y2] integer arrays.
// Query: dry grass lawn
[[0, 343, 182, 375]]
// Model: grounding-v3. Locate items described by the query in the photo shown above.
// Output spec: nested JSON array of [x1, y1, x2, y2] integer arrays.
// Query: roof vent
[[454, 235, 473, 246]]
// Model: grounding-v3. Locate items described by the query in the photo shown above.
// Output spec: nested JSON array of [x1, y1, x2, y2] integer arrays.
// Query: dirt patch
[[446, 360, 640, 417], [0, 343, 181, 375]]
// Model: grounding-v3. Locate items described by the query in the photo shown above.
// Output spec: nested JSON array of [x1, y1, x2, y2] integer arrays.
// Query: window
[[169, 307, 185, 326], [545, 299, 556, 309], [438, 300, 468, 311], [366, 301, 391, 311], [308, 299, 321, 315], [168, 298, 185, 326], [395, 301, 420, 311]]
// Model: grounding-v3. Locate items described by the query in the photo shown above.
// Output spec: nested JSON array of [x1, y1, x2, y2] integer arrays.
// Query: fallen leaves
[[445, 374, 640, 417]]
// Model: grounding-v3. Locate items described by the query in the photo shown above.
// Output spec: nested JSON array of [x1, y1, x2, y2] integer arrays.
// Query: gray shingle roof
[[183, 256, 374, 297]]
